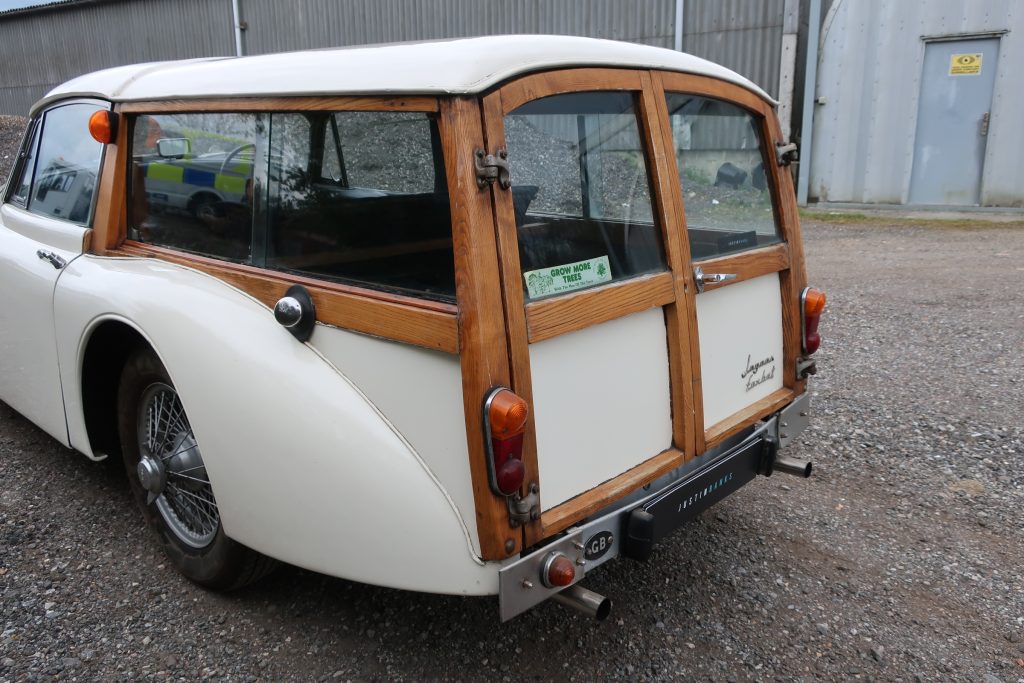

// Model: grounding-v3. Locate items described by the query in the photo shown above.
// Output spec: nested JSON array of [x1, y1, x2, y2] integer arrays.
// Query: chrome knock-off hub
[[137, 456, 167, 503]]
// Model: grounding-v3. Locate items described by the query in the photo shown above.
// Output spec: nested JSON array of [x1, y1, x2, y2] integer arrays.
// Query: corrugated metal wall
[[240, 0, 675, 53], [0, 0, 787, 115], [809, 0, 1023, 206], [682, 0, 785, 99], [0, 0, 232, 114]]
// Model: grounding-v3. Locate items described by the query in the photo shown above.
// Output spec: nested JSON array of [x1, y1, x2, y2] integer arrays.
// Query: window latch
[[474, 148, 511, 189], [776, 141, 799, 166]]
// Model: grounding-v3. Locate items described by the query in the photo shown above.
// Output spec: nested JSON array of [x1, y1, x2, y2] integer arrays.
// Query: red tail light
[[541, 552, 576, 588], [801, 287, 827, 354], [484, 388, 529, 496]]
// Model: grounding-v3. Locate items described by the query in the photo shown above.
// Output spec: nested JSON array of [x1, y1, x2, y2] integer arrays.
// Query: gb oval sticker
[[584, 531, 614, 561]]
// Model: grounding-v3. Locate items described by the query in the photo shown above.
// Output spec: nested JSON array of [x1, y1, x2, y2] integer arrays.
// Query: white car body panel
[[37, 35, 772, 113], [529, 307, 673, 511], [307, 325, 481, 558], [1, 202, 87, 253], [0, 204, 85, 444], [696, 274, 785, 429], [53, 256, 501, 595]]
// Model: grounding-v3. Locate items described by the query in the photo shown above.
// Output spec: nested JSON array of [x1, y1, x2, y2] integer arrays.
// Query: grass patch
[[799, 208, 1024, 230]]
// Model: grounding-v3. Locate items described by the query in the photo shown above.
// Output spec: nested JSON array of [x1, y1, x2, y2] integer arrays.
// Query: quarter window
[[12, 103, 106, 224], [504, 92, 667, 301], [665, 94, 781, 259], [8, 119, 39, 207]]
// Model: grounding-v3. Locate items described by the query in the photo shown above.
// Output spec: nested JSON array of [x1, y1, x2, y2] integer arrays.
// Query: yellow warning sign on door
[[949, 53, 982, 76]]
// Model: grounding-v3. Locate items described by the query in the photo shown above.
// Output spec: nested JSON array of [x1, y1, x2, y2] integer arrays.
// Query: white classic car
[[0, 36, 825, 621]]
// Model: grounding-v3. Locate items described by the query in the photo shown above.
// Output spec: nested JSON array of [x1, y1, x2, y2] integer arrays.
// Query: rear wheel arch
[[80, 319, 151, 460]]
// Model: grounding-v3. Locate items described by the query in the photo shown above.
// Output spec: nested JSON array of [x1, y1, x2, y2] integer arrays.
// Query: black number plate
[[624, 435, 766, 559]]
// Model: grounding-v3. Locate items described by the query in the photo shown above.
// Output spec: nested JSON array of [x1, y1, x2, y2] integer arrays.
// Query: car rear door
[[652, 71, 807, 454]]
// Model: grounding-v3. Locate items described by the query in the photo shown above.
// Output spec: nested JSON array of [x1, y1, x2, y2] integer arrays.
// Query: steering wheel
[[219, 143, 256, 174]]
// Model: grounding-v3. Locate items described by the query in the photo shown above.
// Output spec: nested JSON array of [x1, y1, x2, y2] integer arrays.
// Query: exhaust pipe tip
[[551, 584, 612, 621], [774, 455, 812, 478]]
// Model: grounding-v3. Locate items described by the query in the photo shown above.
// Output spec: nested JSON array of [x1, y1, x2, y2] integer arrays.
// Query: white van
[[0, 36, 826, 621]]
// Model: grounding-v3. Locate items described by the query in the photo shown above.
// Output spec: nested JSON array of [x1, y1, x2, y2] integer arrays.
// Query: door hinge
[[475, 148, 511, 189], [776, 141, 799, 166], [507, 482, 539, 527], [797, 356, 817, 379]]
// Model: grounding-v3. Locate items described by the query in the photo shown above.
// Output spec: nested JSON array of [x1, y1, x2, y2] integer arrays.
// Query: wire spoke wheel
[[119, 349, 276, 589], [138, 382, 219, 549]]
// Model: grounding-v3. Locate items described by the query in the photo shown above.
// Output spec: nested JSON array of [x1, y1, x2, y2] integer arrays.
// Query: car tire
[[189, 193, 221, 226], [117, 348, 276, 589]]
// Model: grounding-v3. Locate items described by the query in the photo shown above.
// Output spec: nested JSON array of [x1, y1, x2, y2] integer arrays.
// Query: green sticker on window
[[524, 255, 612, 298]]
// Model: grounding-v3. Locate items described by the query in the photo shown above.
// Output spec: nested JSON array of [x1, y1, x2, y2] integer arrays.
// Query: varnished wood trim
[[539, 447, 684, 537], [704, 388, 794, 449], [480, 88, 545, 548], [525, 272, 674, 343], [91, 104, 128, 252], [118, 96, 439, 113], [498, 68, 645, 113], [655, 71, 775, 117], [639, 71, 698, 461], [761, 116, 808, 395], [114, 242, 459, 353], [649, 71, 708, 455], [695, 243, 790, 292], [442, 97, 522, 560]]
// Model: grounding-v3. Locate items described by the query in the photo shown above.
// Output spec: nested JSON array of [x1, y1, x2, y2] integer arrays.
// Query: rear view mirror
[[157, 138, 191, 159]]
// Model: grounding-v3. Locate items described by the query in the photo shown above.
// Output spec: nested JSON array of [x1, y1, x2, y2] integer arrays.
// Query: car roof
[[35, 35, 773, 114]]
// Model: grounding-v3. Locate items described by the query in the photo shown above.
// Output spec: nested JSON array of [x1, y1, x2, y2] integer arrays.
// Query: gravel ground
[[0, 116, 27, 180], [1, 112, 1023, 681]]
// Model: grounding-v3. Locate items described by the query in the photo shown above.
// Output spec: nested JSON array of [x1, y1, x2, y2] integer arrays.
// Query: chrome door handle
[[274, 284, 316, 342], [980, 112, 990, 137], [693, 266, 736, 293], [36, 249, 67, 270], [273, 297, 303, 328]]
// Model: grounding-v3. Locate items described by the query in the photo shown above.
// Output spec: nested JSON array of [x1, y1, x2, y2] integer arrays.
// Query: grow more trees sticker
[[524, 255, 612, 298]]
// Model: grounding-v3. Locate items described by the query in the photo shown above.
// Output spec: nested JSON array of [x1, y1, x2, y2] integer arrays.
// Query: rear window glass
[[664, 94, 781, 259], [265, 111, 453, 302], [504, 92, 667, 301]]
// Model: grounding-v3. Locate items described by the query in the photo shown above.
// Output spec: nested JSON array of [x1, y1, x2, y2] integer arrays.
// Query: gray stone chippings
[[1, 115, 1023, 681]]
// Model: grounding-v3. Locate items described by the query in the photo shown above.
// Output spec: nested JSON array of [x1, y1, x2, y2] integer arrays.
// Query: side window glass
[[504, 92, 667, 301], [265, 111, 455, 302], [129, 113, 261, 264], [9, 119, 40, 207], [320, 120, 343, 183], [665, 94, 781, 259], [28, 103, 105, 224], [333, 112, 437, 194]]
